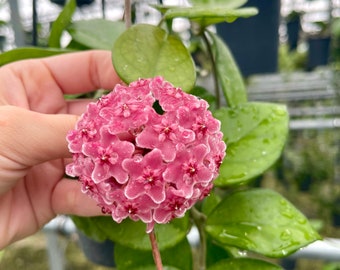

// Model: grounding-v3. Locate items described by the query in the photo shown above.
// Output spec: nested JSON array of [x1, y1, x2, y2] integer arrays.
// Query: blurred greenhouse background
[[0, 0, 340, 270]]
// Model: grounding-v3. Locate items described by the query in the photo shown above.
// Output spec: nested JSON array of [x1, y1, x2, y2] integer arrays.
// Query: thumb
[[0, 105, 77, 167]]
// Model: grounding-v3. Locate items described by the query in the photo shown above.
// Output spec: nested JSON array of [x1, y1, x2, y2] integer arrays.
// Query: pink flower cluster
[[66, 76, 226, 232]]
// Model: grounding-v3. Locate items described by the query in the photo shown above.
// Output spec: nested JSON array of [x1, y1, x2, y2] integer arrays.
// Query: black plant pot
[[287, 17, 301, 51], [77, 231, 116, 267], [331, 197, 340, 227], [307, 36, 331, 71], [332, 212, 340, 227], [50, 0, 94, 7], [298, 176, 313, 192], [0, 35, 6, 51], [215, 0, 280, 76]]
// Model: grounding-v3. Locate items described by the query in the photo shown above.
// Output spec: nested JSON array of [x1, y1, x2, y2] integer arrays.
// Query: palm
[[4, 161, 65, 242]]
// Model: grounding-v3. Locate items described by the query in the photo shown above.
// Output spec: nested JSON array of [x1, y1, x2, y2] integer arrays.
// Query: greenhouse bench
[[247, 68, 340, 130]]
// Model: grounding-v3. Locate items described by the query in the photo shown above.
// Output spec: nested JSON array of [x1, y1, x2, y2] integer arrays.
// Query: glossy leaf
[[164, 7, 258, 27], [208, 31, 247, 107], [115, 238, 192, 270], [152, 0, 247, 14], [189, 85, 217, 111], [112, 24, 196, 91], [206, 236, 233, 267], [213, 102, 289, 186], [67, 19, 126, 50], [73, 214, 189, 251], [0, 47, 72, 66], [190, 0, 247, 8], [208, 258, 283, 270], [201, 191, 221, 216], [206, 189, 321, 258], [71, 216, 109, 242], [49, 0, 76, 48], [116, 266, 179, 270], [66, 39, 91, 50]]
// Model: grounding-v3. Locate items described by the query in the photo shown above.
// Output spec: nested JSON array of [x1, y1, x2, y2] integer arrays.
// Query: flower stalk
[[149, 229, 163, 270], [124, 0, 131, 29], [202, 31, 221, 109], [191, 206, 207, 270]]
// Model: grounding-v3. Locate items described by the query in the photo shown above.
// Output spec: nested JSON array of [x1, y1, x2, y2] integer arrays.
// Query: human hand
[[0, 50, 120, 249]]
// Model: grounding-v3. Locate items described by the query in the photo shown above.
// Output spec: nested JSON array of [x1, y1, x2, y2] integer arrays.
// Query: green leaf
[[67, 19, 126, 50], [66, 39, 91, 50], [213, 102, 288, 186], [201, 191, 221, 216], [0, 47, 72, 66], [152, 0, 246, 14], [189, 0, 247, 8], [208, 31, 247, 107], [189, 85, 217, 111], [119, 267, 179, 270], [206, 188, 321, 258], [164, 7, 258, 27], [208, 258, 283, 270], [73, 214, 190, 251], [206, 236, 233, 267], [112, 24, 196, 91], [71, 216, 109, 242], [114, 243, 157, 270], [49, 0, 76, 48], [115, 238, 192, 270]]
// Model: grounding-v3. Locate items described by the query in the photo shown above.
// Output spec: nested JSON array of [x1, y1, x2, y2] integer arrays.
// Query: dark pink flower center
[[184, 162, 198, 177]]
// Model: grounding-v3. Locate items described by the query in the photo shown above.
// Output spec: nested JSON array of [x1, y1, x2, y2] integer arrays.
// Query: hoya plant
[[0, 0, 321, 269]]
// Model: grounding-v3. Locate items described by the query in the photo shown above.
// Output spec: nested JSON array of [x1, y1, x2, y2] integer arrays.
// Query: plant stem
[[191, 207, 207, 270], [124, 0, 131, 29], [149, 229, 163, 270], [202, 31, 221, 109]]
